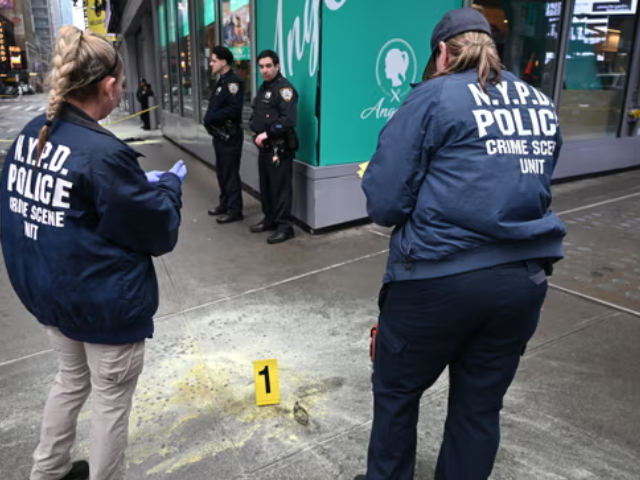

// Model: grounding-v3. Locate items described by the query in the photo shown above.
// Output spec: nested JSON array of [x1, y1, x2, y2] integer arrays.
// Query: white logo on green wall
[[376, 39, 417, 102], [362, 39, 417, 121]]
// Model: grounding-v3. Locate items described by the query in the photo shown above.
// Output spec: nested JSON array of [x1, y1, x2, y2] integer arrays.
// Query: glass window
[[559, 3, 637, 140], [177, 0, 194, 118], [167, 0, 182, 113], [197, 0, 219, 122], [222, 0, 253, 121], [158, 0, 171, 110], [475, 1, 565, 98]]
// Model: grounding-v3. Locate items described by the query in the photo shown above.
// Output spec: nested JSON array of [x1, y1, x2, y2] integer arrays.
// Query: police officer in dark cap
[[204, 46, 245, 224], [136, 78, 153, 130], [356, 8, 565, 480], [249, 49, 298, 245]]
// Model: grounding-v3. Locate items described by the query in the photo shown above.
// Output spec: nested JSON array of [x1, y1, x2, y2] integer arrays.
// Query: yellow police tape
[[102, 105, 159, 127], [0, 106, 160, 143]]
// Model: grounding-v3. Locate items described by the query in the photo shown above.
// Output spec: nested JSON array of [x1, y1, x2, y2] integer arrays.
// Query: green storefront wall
[[256, 0, 463, 167]]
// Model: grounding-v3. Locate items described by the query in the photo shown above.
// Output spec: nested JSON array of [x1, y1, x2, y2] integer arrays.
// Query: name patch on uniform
[[228, 83, 239, 94], [216, 86, 222, 95], [265, 91, 272, 100], [280, 88, 293, 102]]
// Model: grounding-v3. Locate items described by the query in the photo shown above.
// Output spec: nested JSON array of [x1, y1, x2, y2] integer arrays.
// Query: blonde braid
[[36, 26, 84, 166]]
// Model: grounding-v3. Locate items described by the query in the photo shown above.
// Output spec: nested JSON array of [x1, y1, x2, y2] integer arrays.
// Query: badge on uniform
[[265, 91, 272, 100], [216, 86, 222, 95], [228, 83, 239, 94], [280, 88, 293, 102]]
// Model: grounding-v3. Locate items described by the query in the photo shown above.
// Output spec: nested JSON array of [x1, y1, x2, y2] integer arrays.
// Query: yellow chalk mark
[[75, 333, 340, 476], [358, 161, 369, 178]]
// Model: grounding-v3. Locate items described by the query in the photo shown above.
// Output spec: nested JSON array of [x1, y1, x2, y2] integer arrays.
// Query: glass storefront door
[[158, 0, 171, 110], [474, 0, 565, 98], [559, 1, 638, 140], [196, 0, 219, 122], [222, 0, 253, 127], [178, 0, 195, 118], [192, 0, 254, 127]]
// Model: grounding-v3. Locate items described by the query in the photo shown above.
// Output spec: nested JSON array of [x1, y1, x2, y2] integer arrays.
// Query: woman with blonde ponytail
[[1, 26, 187, 480], [359, 8, 565, 480]]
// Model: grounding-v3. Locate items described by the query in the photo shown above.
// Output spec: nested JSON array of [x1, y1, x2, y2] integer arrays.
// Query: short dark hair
[[212, 46, 234, 65], [257, 49, 280, 66]]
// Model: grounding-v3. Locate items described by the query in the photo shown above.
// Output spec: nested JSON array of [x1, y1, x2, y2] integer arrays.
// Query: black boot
[[250, 221, 277, 233], [216, 212, 244, 224], [208, 205, 227, 216], [267, 230, 295, 245], [61, 460, 89, 480]]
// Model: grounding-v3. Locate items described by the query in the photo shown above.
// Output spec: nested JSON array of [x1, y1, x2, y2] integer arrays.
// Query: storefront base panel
[[161, 112, 640, 230], [554, 137, 640, 179]]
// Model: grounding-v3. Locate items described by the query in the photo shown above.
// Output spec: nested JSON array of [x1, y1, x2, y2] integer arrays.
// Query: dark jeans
[[213, 133, 244, 214], [257, 146, 293, 233], [366, 260, 548, 480]]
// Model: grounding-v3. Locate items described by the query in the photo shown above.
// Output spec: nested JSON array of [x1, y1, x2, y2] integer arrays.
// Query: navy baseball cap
[[422, 8, 492, 80]]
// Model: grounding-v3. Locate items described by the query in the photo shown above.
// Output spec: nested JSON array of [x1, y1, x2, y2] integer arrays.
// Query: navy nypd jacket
[[0, 103, 183, 344], [363, 69, 566, 283]]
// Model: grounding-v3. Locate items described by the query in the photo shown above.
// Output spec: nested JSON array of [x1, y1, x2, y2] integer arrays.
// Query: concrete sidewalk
[[1, 120, 639, 480]]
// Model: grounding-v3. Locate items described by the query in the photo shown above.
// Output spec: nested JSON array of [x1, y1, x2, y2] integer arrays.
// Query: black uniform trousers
[[366, 260, 548, 480], [258, 146, 294, 233], [213, 132, 244, 214], [139, 100, 150, 129]]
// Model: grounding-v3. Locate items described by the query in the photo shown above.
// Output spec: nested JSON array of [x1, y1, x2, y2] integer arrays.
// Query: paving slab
[[180, 254, 387, 475], [0, 262, 50, 364], [411, 311, 640, 480], [493, 312, 640, 480], [0, 349, 57, 480], [551, 169, 640, 214], [552, 195, 640, 312]]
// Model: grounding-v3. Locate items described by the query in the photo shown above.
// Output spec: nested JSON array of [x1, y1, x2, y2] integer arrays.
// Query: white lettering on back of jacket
[[468, 81, 559, 176], [5, 135, 74, 240]]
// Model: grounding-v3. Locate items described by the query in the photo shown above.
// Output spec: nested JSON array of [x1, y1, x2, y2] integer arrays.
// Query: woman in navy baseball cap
[[358, 8, 565, 480]]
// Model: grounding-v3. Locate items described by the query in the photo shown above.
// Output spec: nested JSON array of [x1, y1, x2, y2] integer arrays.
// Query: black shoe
[[353, 476, 366, 480], [267, 230, 294, 245], [216, 213, 244, 224], [208, 206, 227, 216], [61, 460, 89, 480], [250, 221, 277, 233]]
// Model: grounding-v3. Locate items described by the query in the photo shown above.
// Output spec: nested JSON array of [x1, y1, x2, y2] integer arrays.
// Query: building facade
[[0, 0, 44, 89], [31, 0, 53, 67], [109, 0, 640, 230], [57, 0, 73, 27]]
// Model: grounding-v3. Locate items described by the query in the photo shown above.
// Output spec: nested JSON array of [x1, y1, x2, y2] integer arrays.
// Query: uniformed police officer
[[249, 49, 298, 245], [357, 8, 566, 480], [204, 46, 245, 224]]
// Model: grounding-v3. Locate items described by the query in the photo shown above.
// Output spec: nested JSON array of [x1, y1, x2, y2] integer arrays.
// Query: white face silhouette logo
[[385, 49, 410, 87], [376, 39, 417, 103]]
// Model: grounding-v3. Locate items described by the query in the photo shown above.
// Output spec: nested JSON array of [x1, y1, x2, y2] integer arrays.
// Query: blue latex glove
[[168, 160, 187, 182], [145, 171, 165, 183]]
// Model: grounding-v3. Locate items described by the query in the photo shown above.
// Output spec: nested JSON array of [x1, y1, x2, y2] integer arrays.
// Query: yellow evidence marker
[[253, 359, 280, 406]]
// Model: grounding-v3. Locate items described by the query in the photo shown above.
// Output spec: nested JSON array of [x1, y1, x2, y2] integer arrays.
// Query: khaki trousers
[[31, 327, 145, 480]]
